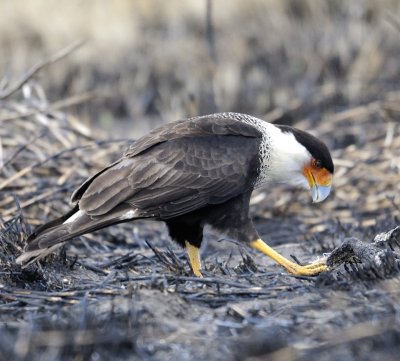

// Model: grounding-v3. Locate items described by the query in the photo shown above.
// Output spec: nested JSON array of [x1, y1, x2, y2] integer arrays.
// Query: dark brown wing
[[78, 135, 261, 218], [131, 135, 261, 218], [71, 115, 260, 204], [74, 115, 263, 218]]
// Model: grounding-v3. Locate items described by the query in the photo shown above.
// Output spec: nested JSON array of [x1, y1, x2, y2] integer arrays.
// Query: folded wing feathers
[[19, 115, 262, 264]]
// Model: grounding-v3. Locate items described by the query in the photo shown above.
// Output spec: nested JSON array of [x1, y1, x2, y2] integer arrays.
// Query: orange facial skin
[[303, 160, 333, 188]]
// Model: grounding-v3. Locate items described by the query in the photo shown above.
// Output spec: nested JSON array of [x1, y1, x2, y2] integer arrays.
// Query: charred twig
[[145, 240, 185, 274], [327, 236, 400, 279], [0, 40, 85, 100], [73, 260, 109, 275], [0, 138, 130, 192], [374, 226, 400, 250], [0, 132, 45, 172], [205, 0, 217, 64]]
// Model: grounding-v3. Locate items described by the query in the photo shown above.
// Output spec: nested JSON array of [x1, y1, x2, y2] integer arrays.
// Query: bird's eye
[[311, 159, 322, 169], [313, 159, 322, 169]]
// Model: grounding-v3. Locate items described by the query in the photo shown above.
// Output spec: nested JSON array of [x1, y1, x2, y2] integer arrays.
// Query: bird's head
[[268, 125, 334, 203], [302, 157, 333, 203]]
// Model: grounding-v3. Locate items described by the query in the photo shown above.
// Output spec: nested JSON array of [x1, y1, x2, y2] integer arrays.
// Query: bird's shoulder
[[124, 113, 263, 158]]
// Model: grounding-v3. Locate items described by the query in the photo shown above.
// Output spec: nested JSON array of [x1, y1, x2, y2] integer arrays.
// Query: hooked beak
[[303, 166, 332, 203], [310, 184, 331, 203]]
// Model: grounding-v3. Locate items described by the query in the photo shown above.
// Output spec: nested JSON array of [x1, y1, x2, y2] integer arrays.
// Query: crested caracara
[[17, 112, 334, 277]]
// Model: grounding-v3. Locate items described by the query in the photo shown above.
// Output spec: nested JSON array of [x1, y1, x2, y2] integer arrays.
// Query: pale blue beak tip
[[310, 185, 331, 203]]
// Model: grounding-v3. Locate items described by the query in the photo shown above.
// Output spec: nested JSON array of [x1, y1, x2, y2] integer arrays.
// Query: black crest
[[277, 125, 334, 173]]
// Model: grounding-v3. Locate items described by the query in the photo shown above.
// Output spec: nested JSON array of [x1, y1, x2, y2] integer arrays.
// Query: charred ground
[[1, 1, 400, 360]]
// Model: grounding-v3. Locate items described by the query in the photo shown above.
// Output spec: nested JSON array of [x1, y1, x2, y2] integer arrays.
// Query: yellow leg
[[185, 241, 203, 278], [250, 238, 328, 276]]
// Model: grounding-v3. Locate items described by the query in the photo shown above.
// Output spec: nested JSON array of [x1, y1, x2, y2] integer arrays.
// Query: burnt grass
[[1, 94, 400, 361], [1, 209, 400, 361], [1, 2, 400, 360]]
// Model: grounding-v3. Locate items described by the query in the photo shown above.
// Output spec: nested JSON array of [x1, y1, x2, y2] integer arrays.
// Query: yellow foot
[[284, 257, 328, 276], [250, 238, 329, 276], [185, 241, 203, 278]]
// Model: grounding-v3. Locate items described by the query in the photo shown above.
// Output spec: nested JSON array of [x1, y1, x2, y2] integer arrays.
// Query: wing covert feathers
[[72, 115, 262, 218], [76, 135, 260, 219], [19, 114, 264, 264], [123, 115, 261, 157]]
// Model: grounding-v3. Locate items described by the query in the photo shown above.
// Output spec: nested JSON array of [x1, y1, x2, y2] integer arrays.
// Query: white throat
[[255, 124, 311, 188]]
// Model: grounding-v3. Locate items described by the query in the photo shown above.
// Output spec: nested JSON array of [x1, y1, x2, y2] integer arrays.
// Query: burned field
[[1, 1, 400, 360], [0, 81, 399, 361]]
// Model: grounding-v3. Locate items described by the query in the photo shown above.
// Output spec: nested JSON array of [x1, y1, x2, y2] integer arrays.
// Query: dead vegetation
[[1, 1, 400, 360]]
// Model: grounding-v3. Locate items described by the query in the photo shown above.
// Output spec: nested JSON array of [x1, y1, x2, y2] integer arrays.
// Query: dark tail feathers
[[16, 204, 139, 266]]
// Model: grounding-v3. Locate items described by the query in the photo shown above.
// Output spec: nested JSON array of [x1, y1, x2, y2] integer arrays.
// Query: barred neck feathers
[[257, 125, 311, 188], [204, 113, 312, 188], [218, 113, 309, 187]]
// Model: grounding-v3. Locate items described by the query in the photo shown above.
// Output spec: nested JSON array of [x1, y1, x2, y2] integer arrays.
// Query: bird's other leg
[[235, 220, 328, 276], [185, 241, 203, 278], [211, 192, 328, 276], [250, 238, 328, 276]]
